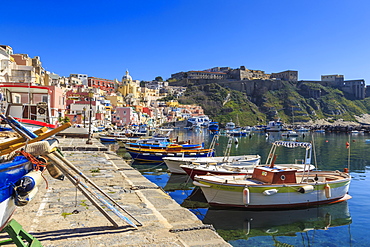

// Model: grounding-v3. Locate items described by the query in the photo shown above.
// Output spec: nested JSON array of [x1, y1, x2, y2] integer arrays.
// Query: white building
[[70, 74, 88, 85]]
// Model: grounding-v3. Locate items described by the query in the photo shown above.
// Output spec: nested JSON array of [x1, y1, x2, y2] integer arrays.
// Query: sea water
[[122, 130, 370, 247]]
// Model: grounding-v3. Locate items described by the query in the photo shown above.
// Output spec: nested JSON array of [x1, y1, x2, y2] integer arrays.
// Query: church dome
[[122, 70, 132, 81]]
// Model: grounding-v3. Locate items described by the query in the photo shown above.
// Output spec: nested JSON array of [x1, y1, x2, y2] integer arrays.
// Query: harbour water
[[118, 129, 370, 246]]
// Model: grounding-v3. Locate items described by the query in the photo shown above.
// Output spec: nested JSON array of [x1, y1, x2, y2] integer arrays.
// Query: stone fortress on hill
[[170, 66, 367, 100]]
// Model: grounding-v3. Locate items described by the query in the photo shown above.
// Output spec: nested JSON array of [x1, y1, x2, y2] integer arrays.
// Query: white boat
[[226, 127, 248, 136], [314, 129, 325, 133], [193, 140, 351, 209], [266, 120, 284, 132], [164, 155, 261, 174], [225, 120, 236, 130], [281, 130, 299, 137], [294, 127, 310, 132], [164, 135, 259, 174], [187, 116, 210, 128], [181, 160, 314, 179]]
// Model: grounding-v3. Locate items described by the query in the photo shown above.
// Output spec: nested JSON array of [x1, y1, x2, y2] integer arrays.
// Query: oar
[[1, 114, 38, 139], [51, 151, 142, 227]]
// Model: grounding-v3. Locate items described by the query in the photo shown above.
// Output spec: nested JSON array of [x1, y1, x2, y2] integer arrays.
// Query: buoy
[[15, 170, 43, 196], [325, 183, 331, 198], [14, 170, 44, 206], [298, 185, 314, 194], [243, 187, 250, 205]]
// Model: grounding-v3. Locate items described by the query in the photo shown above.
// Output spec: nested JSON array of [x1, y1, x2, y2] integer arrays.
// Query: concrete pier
[[0, 138, 230, 247]]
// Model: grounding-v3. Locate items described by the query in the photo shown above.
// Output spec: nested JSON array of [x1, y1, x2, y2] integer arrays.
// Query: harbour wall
[[0, 138, 230, 247]]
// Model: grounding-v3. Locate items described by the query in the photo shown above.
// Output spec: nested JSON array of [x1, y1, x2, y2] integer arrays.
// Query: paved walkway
[[0, 137, 230, 247]]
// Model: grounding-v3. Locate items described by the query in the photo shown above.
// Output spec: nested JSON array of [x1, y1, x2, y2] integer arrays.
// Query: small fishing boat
[[226, 128, 248, 137], [294, 126, 310, 132], [194, 140, 351, 209], [100, 127, 150, 143], [164, 155, 261, 174], [314, 129, 325, 133], [126, 146, 215, 163], [127, 141, 203, 150], [208, 122, 219, 133], [225, 120, 236, 130], [99, 135, 117, 142], [281, 130, 298, 137], [124, 128, 203, 149], [180, 158, 259, 179], [181, 160, 315, 180], [266, 120, 284, 132], [0, 115, 71, 230], [0, 156, 35, 230], [164, 135, 258, 174]]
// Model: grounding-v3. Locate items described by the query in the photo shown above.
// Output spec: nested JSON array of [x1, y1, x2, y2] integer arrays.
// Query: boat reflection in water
[[202, 201, 351, 243], [163, 174, 193, 192]]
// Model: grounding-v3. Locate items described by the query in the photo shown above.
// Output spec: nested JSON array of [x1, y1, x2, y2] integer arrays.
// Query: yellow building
[[166, 100, 179, 107], [105, 95, 125, 108], [118, 70, 138, 98]]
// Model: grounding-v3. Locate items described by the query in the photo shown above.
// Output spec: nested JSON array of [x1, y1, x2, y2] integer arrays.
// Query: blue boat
[[126, 141, 203, 150], [0, 114, 70, 230], [208, 122, 219, 132], [99, 136, 117, 142], [0, 156, 37, 229], [226, 128, 248, 136], [126, 146, 214, 162]]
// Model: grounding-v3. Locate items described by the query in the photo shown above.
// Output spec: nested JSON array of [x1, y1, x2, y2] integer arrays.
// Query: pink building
[[45, 85, 65, 119], [113, 107, 134, 126]]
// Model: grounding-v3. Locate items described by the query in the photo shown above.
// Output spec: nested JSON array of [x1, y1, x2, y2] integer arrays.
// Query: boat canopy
[[273, 141, 312, 149], [0, 84, 51, 94]]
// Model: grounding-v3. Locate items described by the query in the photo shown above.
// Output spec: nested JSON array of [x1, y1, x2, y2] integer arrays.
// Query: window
[[42, 95, 48, 103], [14, 95, 21, 103]]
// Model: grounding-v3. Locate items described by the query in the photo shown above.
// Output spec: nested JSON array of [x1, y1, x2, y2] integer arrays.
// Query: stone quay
[[0, 137, 230, 247]]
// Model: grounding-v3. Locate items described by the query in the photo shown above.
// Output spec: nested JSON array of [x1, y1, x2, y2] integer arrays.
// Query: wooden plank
[[0, 127, 49, 150], [0, 123, 72, 155]]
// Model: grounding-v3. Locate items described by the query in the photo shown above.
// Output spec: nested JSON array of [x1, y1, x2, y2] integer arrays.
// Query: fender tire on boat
[[325, 183, 331, 198], [243, 187, 250, 205]]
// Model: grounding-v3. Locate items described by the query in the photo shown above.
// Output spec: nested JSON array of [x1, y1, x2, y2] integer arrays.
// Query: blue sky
[[2, 0, 370, 83]]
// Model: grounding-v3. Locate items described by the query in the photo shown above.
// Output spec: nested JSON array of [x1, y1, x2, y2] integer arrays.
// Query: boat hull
[[182, 166, 252, 179], [126, 148, 215, 162], [194, 172, 351, 209], [0, 198, 16, 231], [99, 136, 117, 142], [16, 118, 57, 130], [163, 155, 260, 174], [0, 156, 32, 230]]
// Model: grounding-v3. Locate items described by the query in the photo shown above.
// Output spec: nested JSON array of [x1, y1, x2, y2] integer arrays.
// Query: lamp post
[[86, 90, 93, 144], [83, 107, 86, 128]]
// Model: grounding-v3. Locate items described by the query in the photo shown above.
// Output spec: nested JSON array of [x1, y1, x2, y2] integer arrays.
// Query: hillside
[[176, 81, 370, 127]]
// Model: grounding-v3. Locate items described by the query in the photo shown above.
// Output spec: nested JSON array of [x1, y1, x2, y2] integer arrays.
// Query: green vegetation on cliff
[[177, 81, 369, 126]]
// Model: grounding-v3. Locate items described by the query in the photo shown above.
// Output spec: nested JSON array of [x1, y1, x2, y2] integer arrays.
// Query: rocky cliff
[[175, 80, 370, 127]]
